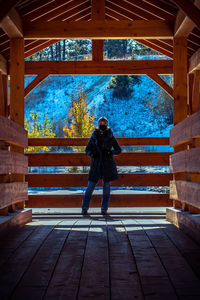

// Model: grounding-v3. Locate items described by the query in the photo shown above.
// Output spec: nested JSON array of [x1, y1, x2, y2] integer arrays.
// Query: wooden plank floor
[[0, 209, 200, 300]]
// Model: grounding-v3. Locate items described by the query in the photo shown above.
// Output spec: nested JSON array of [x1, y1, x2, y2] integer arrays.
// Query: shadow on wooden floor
[[0, 211, 200, 300]]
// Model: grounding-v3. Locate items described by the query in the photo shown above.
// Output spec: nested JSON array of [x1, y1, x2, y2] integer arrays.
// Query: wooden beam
[[172, 0, 200, 31], [136, 39, 173, 59], [0, 72, 4, 116], [27, 193, 171, 208], [170, 148, 200, 173], [0, 8, 23, 38], [0, 114, 28, 148], [0, 150, 28, 174], [192, 70, 200, 113], [188, 73, 194, 115], [28, 137, 170, 146], [147, 74, 174, 98], [92, 0, 105, 62], [0, 182, 28, 210], [24, 39, 58, 58], [24, 20, 173, 39], [0, 54, 7, 75], [170, 110, 200, 147], [10, 38, 25, 128], [27, 173, 172, 187], [173, 37, 188, 125], [170, 180, 200, 209], [26, 152, 170, 166], [24, 74, 49, 97], [24, 60, 173, 75], [10, 38, 26, 209], [189, 48, 200, 73], [175, 9, 195, 37], [0, 0, 21, 23]]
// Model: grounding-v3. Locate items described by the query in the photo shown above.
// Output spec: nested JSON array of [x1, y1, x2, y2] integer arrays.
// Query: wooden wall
[[0, 39, 28, 216]]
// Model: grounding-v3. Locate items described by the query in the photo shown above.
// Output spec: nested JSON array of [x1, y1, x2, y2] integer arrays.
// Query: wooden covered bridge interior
[[0, 0, 200, 299]]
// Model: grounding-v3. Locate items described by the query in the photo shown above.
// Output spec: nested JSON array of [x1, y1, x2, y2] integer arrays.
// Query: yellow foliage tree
[[25, 111, 56, 153], [63, 83, 96, 172], [63, 83, 96, 152]]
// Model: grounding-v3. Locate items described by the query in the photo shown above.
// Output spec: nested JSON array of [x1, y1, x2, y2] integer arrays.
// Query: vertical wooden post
[[172, 37, 188, 209], [92, 0, 105, 62], [10, 38, 25, 210], [173, 37, 188, 126]]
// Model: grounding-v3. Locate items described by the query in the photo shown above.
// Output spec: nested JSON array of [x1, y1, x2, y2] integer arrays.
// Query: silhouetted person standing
[[81, 116, 122, 215]]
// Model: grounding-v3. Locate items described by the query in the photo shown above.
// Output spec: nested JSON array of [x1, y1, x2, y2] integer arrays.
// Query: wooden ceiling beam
[[143, 0, 177, 15], [23, 0, 88, 22], [107, 0, 154, 20], [63, 8, 91, 22], [22, 0, 73, 22], [105, 7, 131, 21], [24, 60, 173, 75], [0, 8, 23, 37], [24, 40, 58, 58], [24, 20, 173, 40], [52, 2, 91, 21], [174, 0, 200, 37], [136, 39, 173, 59], [124, 0, 175, 21], [106, 2, 142, 20], [0, 54, 7, 75], [92, 0, 105, 62], [18, 0, 55, 16], [189, 48, 200, 73], [0, 0, 21, 23], [172, 0, 200, 30]]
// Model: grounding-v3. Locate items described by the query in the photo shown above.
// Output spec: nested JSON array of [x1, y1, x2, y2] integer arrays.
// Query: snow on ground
[[25, 56, 173, 194]]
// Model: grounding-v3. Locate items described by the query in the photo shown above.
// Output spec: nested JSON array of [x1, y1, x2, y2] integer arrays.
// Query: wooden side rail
[[26, 137, 172, 208], [27, 194, 171, 208], [0, 182, 28, 209], [170, 112, 200, 213], [0, 116, 28, 215], [27, 173, 172, 187], [0, 150, 28, 174], [170, 110, 200, 147], [26, 152, 170, 166], [0, 114, 28, 148], [28, 137, 170, 146], [170, 180, 200, 211], [170, 148, 200, 173]]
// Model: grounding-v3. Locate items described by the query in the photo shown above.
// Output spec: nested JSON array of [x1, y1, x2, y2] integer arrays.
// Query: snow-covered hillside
[[25, 73, 173, 143]]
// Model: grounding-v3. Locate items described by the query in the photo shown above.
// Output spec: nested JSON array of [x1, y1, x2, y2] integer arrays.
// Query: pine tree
[[63, 83, 96, 172], [108, 75, 141, 99], [25, 111, 56, 153]]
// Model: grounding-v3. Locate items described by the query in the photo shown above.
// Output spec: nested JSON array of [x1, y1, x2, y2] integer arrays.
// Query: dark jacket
[[85, 127, 122, 183]]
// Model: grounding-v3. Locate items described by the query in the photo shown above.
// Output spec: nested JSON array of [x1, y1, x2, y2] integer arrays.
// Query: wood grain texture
[[170, 180, 200, 209], [170, 110, 200, 147], [24, 60, 173, 75], [26, 173, 172, 187], [26, 152, 170, 166], [28, 137, 170, 146], [26, 194, 171, 207], [0, 114, 28, 148], [170, 148, 200, 173], [23, 20, 173, 39], [0, 182, 28, 209], [0, 150, 28, 174]]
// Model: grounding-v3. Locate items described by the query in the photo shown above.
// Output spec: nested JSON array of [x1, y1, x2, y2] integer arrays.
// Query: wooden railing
[[0, 115, 28, 215], [170, 110, 200, 213], [26, 137, 173, 208]]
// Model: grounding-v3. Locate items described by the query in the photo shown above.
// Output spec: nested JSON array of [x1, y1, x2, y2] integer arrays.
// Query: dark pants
[[81, 180, 110, 211]]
